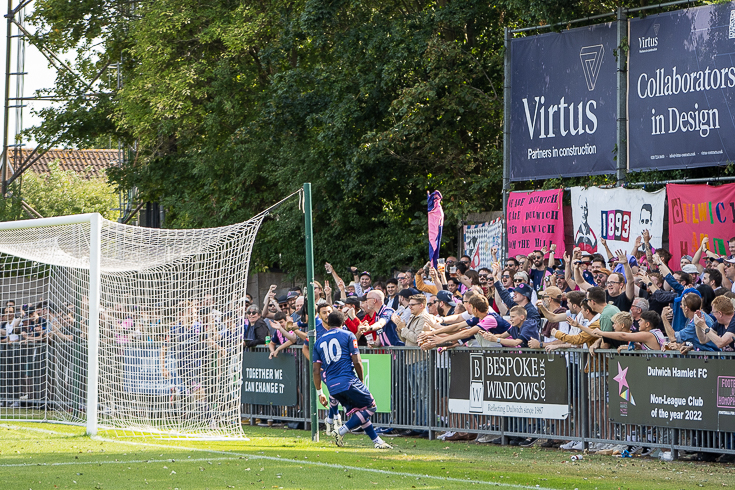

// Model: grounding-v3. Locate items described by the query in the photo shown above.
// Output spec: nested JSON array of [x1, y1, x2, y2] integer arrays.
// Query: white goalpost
[[0, 212, 265, 437]]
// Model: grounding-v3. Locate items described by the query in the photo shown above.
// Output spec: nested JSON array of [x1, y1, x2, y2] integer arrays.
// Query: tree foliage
[[26, 0, 664, 276], [1, 162, 118, 221]]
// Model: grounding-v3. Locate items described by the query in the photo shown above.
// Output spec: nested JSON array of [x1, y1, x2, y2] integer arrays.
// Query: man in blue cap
[[491, 262, 540, 325], [435, 290, 456, 316]]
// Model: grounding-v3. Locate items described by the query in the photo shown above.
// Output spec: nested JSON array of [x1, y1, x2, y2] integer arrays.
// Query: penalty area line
[[0, 423, 80, 437], [92, 436, 556, 490]]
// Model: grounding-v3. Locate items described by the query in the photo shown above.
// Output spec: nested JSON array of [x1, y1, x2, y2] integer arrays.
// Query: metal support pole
[[2, 0, 14, 195], [502, 27, 512, 258], [580, 352, 589, 445], [303, 183, 318, 442], [427, 350, 436, 440], [616, 6, 628, 186]]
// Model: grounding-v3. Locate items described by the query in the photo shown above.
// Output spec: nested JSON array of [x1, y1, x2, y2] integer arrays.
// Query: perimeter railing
[[239, 346, 735, 459]]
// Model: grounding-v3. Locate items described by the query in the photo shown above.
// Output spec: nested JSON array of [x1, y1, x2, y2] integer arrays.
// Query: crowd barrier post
[[579, 353, 590, 451], [427, 349, 436, 440]]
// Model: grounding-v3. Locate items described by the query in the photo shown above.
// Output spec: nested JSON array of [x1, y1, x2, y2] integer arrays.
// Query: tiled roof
[[10, 148, 121, 180]]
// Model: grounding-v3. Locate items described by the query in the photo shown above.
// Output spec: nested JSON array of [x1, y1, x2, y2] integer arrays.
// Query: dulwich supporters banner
[[449, 351, 569, 419], [463, 218, 504, 270], [506, 189, 565, 257], [609, 355, 735, 432], [667, 183, 735, 266], [570, 186, 665, 255], [509, 23, 617, 180], [629, 3, 735, 170]]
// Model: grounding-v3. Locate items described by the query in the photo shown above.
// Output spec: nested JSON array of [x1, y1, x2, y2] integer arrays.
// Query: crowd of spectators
[[260, 232, 735, 460], [1, 230, 733, 459]]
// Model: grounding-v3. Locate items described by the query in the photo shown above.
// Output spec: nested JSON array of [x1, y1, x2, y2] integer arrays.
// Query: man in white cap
[[681, 263, 701, 284], [725, 257, 735, 293]]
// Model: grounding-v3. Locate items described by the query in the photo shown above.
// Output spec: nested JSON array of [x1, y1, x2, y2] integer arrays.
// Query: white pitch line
[[0, 423, 79, 436], [91, 437, 557, 490], [0, 456, 239, 468], [0, 425, 558, 490]]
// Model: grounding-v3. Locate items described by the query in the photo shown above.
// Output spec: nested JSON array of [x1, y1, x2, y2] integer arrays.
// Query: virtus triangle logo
[[653, 23, 660, 36], [579, 44, 604, 91]]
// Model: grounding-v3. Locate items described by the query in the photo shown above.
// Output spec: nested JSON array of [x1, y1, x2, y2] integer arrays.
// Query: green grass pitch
[[0, 422, 733, 489]]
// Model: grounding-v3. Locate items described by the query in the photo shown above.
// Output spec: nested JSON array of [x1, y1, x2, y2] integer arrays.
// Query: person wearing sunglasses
[[529, 244, 556, 292], [725, 257, 735, 293], [244, 307, 270, 348], [500, 269, 514, 289], [509, 271, 537, 306], [702, 268, 727, 296], [504, 257, 520, 277], [425, 295, 440, 316], [491, 261, 541, 324], [435, 290, 457, 316]]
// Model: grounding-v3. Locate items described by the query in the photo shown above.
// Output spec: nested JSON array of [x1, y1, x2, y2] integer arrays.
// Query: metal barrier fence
[[2, 341, 732, 459], [241, 346, 735, 459]]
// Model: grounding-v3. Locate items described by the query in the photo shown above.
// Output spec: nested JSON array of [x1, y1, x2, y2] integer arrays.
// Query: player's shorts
[[330, 380, 376, 415]]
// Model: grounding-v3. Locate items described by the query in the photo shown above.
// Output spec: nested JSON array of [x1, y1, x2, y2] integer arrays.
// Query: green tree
[[17, 161, 118, 220], [27, 0, 666, 276]]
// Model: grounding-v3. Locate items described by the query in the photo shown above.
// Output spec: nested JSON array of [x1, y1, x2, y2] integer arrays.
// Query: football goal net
[[0, 211, 265, 438]]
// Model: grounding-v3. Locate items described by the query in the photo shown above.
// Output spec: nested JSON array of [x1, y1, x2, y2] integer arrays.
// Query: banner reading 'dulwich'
[[667, 183, 735, 267], [507, 189, 565, 258]]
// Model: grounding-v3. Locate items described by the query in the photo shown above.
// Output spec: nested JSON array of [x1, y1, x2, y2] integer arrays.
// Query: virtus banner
[[629, 2, 735, 170], [509, 23, 617, 181]]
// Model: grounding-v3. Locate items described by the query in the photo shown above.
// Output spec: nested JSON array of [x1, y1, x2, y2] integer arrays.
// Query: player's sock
[[343, 414, 362, 431], [324, 417, 333, 424], [363, 422, 378, 441], [337, 424, 350, 437], [328, 403, 339, 420]]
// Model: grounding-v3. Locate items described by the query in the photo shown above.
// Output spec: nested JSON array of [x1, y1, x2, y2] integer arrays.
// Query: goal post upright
[[0, 212, 102, 434], [86, 212, 102, 436]]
